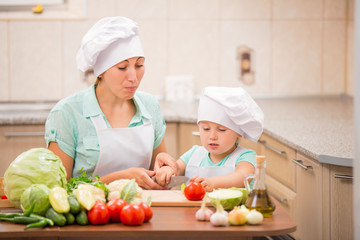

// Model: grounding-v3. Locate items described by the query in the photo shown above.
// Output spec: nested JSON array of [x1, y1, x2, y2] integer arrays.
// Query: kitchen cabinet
[[258, 134, 354, 240], [293, 152, 323, 240], [0, 125, 45, 176], [258, 134, 324, 239], [322, 164, 354, 240], [259, 135, 296, 191], [163, 122, 179, 158], [238, 137, 261, 155], [178, 123, 201, 156]]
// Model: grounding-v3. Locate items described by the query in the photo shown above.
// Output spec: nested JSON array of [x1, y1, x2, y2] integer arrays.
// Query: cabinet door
[[164, 122, 179, 158], [239, 136, 262, 155], [178, 123, 201, 156], [259, 134, 296, 191], [266, 174, 296, 218], [0, 125, 45, 176], [294, 153, 323, 240], [329, 165, 353, 240]]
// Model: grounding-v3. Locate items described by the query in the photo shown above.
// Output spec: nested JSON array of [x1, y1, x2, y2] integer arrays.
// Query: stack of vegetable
[[1, 148, 153, 230], [181, 182, 264, 226]]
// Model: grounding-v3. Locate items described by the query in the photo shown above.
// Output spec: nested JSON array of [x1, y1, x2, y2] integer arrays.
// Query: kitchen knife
[[167, 176, 189, 189]]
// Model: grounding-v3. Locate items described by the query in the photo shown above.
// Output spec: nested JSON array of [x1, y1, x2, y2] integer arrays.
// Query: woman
[[45, 16, 176, 189]]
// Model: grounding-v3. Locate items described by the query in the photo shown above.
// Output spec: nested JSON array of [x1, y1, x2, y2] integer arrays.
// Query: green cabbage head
[[4, 148, 67, 208], [208, 188, 243, 210], [20, 184, 51, 216]]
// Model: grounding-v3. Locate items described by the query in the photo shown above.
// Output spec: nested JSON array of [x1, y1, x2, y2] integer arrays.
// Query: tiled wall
[[0, 0, 355, 102]]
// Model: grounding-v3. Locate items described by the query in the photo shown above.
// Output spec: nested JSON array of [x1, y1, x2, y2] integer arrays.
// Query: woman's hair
[[95, 76, 101, 85]]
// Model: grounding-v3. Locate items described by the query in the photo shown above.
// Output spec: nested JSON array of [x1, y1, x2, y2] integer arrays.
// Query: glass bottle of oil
[[244, 155, 275, 217]]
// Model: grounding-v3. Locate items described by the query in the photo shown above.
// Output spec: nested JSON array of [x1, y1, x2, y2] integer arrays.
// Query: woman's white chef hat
[[76, 16, 144, 77], [197, 86, 264, 142]]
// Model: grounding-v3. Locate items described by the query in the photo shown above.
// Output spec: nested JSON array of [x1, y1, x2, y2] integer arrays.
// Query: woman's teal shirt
[[45, 84, 166, 177]]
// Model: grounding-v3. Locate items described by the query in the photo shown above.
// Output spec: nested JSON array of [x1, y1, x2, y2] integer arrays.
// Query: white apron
[[185, 146, 247, 179], [90, 114, 154, 177]]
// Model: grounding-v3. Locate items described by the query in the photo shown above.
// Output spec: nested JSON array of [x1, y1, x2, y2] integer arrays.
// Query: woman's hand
[[153, 152, 178, 174], [129, 168, 167, 190], [190, 175, 214, 192]]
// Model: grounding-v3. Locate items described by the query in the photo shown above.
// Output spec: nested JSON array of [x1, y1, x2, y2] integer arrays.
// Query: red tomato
[[106, 198, 127, 222], [137, 202, 153, 222], [184, 182, 205, 201], [87, 201, 110, 225], [120, 204, 145, 226]]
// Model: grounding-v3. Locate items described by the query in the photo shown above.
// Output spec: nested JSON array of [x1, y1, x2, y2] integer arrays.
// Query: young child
[[155, 86, 264, 192]]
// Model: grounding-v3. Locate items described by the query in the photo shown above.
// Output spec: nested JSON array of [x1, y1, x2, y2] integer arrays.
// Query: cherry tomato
[[87, 201, 110, 225], [137, 202, 153, 222], [120, 204, 145, 226], [184, 181, 205, 201], [106, 198, 127, 222]]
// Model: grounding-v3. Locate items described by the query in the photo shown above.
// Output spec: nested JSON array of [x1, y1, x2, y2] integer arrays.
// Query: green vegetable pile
[[0, 148, 150, 230], [3, 148, 67, 208]]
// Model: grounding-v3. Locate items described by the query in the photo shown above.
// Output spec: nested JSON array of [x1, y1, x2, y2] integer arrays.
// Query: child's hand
[[155, 166, 175, 187], [190, 175, 214, 192]]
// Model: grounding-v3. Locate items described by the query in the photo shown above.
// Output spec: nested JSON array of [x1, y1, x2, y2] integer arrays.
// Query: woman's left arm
[[192, 162, 255, 192]]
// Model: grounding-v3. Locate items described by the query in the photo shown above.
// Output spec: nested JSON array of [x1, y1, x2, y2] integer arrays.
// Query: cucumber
[[45, 207, 66, 226], [75, 210, 88, 225], [68, 194, 81, 215], [64, 212, 75, 225]]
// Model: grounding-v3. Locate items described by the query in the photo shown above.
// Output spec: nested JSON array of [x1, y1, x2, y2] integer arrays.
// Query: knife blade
[[167, 176, 189, 189]]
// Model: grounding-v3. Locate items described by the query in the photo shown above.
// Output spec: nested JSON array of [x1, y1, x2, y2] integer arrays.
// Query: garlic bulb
[[246, 209, 264, 225], [196, 208, 214, 221], [195, 193, 214, 221], [210, 198, 228, 227]]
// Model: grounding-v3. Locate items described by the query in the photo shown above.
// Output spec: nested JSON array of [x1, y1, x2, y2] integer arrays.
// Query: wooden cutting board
[[142, 190, 211, 207], [0, 199, 13, 208]]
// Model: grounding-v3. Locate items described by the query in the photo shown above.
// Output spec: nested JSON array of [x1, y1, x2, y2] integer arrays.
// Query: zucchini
[[45, 207, 66, 226], [75, 210, 88, 225], [68, 194, 81, 215], [64, 212, 75, 225]]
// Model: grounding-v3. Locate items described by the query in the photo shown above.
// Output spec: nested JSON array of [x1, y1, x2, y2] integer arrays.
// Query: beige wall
[[0, 0, 355, 101]]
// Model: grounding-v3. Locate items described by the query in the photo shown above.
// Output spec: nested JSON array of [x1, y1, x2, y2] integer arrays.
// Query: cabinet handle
[[4, 132, 45, 137], [191, 131, 200, 136], [334, 174, 353, 180], [268, 191, 288, 203], [259, 140, 286, 156], [292, 159, 313, 170]]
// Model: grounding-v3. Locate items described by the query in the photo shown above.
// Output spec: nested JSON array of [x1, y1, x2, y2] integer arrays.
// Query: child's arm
[[192, 161, 255, 192]]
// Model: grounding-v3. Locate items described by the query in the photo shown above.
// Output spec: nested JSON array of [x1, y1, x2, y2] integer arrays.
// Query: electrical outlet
[[237, 46, 255, 85]]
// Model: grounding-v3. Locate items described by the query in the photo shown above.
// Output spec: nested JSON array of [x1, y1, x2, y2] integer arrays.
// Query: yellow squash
[[73, 186, 95, 211], [49, 187, 70, 213]]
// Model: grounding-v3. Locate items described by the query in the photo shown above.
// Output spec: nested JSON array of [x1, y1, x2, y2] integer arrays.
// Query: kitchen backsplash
[[0, 0, 355, 102]]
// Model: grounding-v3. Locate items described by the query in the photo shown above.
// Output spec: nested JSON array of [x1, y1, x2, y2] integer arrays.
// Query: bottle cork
[[256, 155, 266, 168]]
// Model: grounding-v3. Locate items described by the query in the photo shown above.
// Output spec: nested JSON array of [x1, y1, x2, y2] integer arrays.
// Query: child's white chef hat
[[76, 16, 144, 77], [197, 86, 264, 142]]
